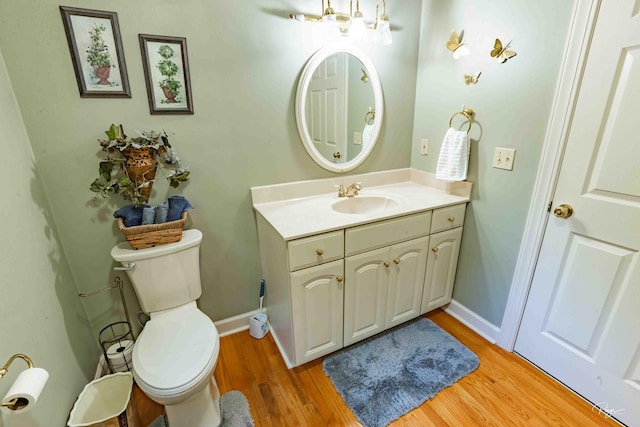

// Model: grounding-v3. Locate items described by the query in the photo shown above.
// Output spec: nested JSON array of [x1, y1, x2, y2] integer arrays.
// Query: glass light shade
[[349, 12, 367, 41], [374, 19, 392, 46], [322, 13, 341, 43]]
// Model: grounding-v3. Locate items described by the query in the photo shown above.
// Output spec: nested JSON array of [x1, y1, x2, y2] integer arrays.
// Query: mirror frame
[[295, 44, 384, 173]]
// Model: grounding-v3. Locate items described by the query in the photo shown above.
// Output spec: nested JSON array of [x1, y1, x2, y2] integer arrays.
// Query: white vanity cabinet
[[421, 204, 466, 314], [290, 259, 344, 364], [255, 200, 467, 368], [343, 212, 431, 346]]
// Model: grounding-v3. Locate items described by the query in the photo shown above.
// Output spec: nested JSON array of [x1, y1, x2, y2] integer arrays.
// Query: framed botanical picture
[[59, 6, 130, 98], [139, 34, 193, 114]]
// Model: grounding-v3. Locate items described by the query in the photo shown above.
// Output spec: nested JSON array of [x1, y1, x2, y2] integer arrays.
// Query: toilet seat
[[133, 304, 219, 398]]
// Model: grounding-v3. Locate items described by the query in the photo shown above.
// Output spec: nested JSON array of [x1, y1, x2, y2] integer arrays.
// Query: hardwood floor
[[136, 309, 619, 426]]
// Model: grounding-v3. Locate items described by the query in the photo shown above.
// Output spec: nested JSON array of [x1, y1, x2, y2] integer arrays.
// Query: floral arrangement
[[89, 124, 190, 207]]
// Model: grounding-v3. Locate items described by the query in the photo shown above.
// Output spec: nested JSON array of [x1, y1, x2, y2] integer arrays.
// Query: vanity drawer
[[431, 203, 466, 234], [345, 211, 432, 256], [288, 230, 344, 272]]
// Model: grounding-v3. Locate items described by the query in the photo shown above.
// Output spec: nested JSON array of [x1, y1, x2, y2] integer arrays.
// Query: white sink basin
[[332, 196, 399, 214]]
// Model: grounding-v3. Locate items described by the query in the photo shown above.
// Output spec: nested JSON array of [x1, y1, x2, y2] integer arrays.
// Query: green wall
[[411, 0, 574, 326], [0, 48, 96, 427], [0, 0, 421, 338]]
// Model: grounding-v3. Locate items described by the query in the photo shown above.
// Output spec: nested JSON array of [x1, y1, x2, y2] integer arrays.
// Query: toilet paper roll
[[1, 367, 49, 415], [106, 340, 134, 372]]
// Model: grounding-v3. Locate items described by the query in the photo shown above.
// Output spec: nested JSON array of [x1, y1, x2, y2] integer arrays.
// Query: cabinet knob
[[383, 262, 390, 268], [431, 247, 438, 253], [448, 216, 455, 222], [316, 249, 324, 256], [336, 275, 343, 282], [393, 258, 400, 264]]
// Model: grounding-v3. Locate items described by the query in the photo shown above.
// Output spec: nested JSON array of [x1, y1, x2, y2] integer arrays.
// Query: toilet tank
[[111, 229, 203, 313]]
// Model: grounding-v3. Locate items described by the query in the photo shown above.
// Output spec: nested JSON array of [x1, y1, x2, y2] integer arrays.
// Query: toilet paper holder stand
[[0, 353, 34, 410], [79, 276, 135, 374]]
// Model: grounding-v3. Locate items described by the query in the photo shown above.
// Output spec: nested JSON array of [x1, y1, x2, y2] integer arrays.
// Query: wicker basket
[[123, 146, 158, 201], [118, 212, 187, 250]]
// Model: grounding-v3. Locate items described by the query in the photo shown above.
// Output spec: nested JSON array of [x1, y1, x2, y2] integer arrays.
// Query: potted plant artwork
[[157, 44, 182, 103], [86, 24, 115, 85]]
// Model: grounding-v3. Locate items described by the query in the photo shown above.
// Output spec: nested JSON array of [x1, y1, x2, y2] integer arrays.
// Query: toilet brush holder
[[249, 313, 268, 339]]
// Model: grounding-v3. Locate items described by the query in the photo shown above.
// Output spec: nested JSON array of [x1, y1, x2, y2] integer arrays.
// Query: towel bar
[[365, 109, 375, 124], [449, 107, 474, 133]]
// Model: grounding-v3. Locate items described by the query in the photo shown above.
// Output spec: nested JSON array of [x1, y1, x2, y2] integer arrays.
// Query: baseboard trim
[[214, 309, 263, 337], [444, 299, 500, 344]]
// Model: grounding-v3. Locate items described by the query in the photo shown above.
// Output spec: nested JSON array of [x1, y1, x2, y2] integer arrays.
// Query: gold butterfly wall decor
[[446, 30, 470, 60], [490, 38, 517, 63], [464, 72, 481, 85]]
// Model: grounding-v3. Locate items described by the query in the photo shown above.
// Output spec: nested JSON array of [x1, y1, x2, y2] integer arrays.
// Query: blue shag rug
[[323, 317, 479, 427], [148, 390, 253, 427]]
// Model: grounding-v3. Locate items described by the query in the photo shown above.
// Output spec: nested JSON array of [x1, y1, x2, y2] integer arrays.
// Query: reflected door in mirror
[[307, 53, 347, 163]]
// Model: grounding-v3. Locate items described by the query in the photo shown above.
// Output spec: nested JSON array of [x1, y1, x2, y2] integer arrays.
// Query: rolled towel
[[142, 206, 156, 225], [154, 201, 169, 224], [114, 204, 147, 227], [167, 196, 193, 221]]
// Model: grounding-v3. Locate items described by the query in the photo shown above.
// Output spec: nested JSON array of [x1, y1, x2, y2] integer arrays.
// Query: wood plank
[[133, 309, 620, 426]]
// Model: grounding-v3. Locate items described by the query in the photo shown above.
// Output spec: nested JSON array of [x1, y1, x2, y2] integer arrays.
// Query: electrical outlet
[[420, 138, 429, 155], [493, 147, 516, 171], [353, 132, 362, 145]]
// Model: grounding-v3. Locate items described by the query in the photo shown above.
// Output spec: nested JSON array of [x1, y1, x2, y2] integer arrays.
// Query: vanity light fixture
[[290, 0, 392, 46]]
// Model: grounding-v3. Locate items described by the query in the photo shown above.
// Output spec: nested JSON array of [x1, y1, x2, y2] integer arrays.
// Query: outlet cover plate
[[493, 147, 515, 171], [353, 132, 362, 145], [420, 138, 429, 155]]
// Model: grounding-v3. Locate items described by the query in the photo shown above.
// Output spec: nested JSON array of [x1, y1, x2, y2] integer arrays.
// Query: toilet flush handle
[[113, 262, 136, 271]]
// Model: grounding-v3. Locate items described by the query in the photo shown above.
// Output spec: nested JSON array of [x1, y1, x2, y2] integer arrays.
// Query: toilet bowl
[[133, 302, 221, 426], [111, 230, 221, 427]]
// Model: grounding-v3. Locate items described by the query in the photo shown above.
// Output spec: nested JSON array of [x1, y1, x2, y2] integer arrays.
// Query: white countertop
[[251, 169, 472, 240]]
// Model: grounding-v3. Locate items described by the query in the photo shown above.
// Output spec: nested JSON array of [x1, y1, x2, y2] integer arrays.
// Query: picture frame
[[59, 6, 130, 98], [139, 34, 194, 115]]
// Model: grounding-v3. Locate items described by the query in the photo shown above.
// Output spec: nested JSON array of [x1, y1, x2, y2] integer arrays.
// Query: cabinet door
[[344, 247, 390, 346], [421, 227, 463, 314], [291, 259, 344, 365], [386, 236, 429, 328]]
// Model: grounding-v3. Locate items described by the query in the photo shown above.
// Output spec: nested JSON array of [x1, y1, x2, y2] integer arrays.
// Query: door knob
[[553, 204, 574, 219], [333, 151, 342, 159]]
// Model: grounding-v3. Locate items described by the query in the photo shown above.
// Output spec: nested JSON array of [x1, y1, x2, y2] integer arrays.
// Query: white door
[[344, 247, 389, 346], [515, 2, 640, 425], [386, 237, 428, 328], [306, 53, 347, 162]]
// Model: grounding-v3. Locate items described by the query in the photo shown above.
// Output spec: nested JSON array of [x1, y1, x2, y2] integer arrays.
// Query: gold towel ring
[[449, 107, 474, 133], [364, 109, 375, 125]]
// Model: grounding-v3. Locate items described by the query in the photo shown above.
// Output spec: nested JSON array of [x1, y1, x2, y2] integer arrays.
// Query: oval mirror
[[295, 45, 384, 173]]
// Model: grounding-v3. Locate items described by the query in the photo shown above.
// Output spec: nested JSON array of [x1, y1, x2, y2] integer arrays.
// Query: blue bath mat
[[323, 317, 479, 427]]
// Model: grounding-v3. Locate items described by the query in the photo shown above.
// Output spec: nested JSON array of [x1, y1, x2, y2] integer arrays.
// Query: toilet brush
[[259, 279, 265, 313]]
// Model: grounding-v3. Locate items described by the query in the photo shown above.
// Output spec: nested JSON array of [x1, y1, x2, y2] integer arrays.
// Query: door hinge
[[547, 201, 553, 212]]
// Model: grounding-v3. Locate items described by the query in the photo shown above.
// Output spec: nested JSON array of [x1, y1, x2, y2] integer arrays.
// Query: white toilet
[[111, 229, 221, 427]]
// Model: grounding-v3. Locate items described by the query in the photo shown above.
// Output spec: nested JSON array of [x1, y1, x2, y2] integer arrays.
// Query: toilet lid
[[133, 307, 218, 391]]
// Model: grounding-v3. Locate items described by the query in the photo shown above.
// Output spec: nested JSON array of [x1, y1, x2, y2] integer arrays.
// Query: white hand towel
[[362, 124, 375, 147], [436, 127, 469, 181]]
